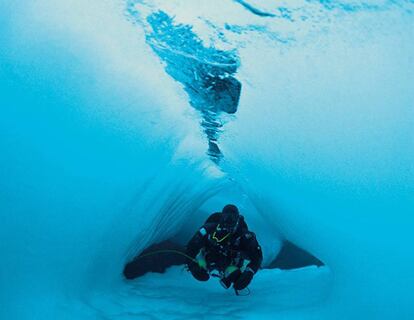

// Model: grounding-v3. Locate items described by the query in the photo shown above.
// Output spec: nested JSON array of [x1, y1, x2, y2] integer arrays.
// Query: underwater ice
[[1, 0, 413, 319]]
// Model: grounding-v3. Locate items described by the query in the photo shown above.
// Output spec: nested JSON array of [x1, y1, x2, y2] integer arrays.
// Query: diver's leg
[[220, 265, 241, 289]]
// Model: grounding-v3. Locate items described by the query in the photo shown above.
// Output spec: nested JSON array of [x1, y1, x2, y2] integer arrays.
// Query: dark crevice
[[268, 240, 324, 270], [123, 239, 324, 280], [123, 240, 187, 280]]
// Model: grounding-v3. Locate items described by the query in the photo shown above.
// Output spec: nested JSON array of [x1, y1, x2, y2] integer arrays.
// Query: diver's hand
[[188, 262, 210, 282], [233, 269, 254, 290]]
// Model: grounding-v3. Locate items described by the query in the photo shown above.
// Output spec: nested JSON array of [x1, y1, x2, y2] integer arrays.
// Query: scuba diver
[[186, 204, 263, 293]]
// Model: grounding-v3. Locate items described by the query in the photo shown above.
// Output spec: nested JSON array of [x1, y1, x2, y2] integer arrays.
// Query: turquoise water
[[1, 1, 413, 319]]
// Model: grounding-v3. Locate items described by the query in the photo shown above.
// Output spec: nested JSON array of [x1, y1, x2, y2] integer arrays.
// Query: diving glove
[[233, 269, 254, 290], [188, 262, 209, 281]]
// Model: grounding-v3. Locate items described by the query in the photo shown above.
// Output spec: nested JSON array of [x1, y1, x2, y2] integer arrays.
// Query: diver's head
[[220, 204, 240, 230], [212, 205, 240, 243]]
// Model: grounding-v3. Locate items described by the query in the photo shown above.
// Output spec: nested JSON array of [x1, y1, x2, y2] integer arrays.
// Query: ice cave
[[1, 0, 413, 319]]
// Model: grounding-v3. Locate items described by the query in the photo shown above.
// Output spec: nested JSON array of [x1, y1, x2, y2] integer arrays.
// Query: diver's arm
[[242, 232, 263, 273], [185, 227, 210, 281], [185, 227, 207, 259], [233, 232, 263, 290]]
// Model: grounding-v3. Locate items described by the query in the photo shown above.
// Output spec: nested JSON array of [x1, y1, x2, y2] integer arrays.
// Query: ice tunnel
[[1, 0, 413, 319]]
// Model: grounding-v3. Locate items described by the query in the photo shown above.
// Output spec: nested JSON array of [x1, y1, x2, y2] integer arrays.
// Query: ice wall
[[219, 2, 414, 319], [0, 1, 223, 318]]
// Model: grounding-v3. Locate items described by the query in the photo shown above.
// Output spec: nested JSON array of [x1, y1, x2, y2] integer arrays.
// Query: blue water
[[1, 1, 413, 319]]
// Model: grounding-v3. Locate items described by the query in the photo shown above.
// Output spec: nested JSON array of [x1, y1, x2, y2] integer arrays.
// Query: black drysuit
[[186, 212, 263, 290]]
